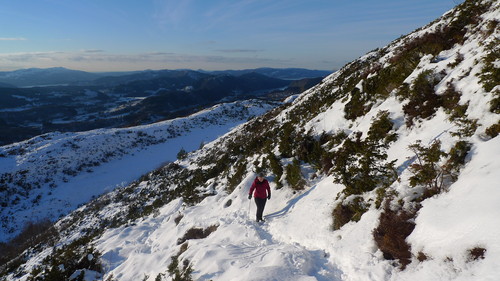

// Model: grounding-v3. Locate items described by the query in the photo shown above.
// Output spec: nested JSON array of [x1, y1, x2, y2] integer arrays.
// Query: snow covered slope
[[1, 0, 499, 280], [0, 99, 280, 243]]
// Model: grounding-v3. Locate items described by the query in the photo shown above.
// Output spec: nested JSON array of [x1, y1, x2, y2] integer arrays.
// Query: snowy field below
[[0, 100, 278, 242]]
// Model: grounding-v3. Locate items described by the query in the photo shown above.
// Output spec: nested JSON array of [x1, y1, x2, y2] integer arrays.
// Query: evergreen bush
[[344, 88, 373, 120], [408, 139, 471, 201], [267, 152, 283, 188], [285, 159, 305, 190], [167, 245, 193, 281], [176, 148, 188, 160], [408, 140, 447, 193], [402, 70, 443, 127], [227, 160, 247, 192], [278, 122, 295, 158], [441, 83, 462, 115], [331, 112, 398, 196], [485, 121, 500, 138], [27, 237, 103, 281], [297, 135, 323, 170], [479, 39, 500, 93]]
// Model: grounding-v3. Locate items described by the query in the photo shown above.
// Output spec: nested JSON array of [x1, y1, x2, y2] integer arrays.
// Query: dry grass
[[373, 204, 416, 269], [177, 225, 219, 245]]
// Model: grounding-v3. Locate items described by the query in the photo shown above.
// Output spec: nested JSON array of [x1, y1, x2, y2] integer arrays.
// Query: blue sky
[[0, 0, 461, 72]]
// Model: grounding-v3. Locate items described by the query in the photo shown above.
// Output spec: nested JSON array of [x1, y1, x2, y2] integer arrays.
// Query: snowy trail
[[96, 174, 344, 281]]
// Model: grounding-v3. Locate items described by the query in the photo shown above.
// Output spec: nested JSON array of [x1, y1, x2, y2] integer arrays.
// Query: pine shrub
[[267, 152, 283, 188], [0, 219, 58, 276], [408, 140, 471, 201], [27, 237, 103, 281], [441, 83, 462, 115], [408, 140, 447, 193], [331, 112, 398, 196], [444, 141, 471, 179], [227, 160, 247, 192], [278, 122, 295, 158], [285, 159, 305, 190], [176, 148, 188, 160], [479, 39, 500, 93], [167, 245, 193, 281], [297, 135, 324, 170], [448, 102, 479, 137], [485, 121, 500, 138], [344, 88, 373, 120], [402, 70, 443, 127]]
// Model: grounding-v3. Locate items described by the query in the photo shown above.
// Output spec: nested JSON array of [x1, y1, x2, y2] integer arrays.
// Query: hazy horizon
[[0, 0, 461, 72], [0, 65, 333, 73]]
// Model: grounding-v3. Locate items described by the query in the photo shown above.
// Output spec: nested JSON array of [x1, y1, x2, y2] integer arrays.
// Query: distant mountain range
[[0, 67, 331, 87], [202, 67, 332, 80], [0, 68, 328, 145], [0, 67, 100, 87]]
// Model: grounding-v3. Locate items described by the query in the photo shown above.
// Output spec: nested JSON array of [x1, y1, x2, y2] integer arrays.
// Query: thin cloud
[[153, 0, 193, 27], [0, 37, 27, 41], [0, 50, 291, 71], [82, 49, 105, 53], [216, 49, 264, 53]]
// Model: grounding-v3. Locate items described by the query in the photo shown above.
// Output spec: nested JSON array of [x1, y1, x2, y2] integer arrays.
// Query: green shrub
[[485, 121, 500, 138], [489, 90, 500, 114], [344, 88, 373, 120], [450, 117, 479, 138], [167, 245, 193, 281], [267, 152, 283, 188], [0, 219, 58, 277], [297, 135, 324, 170], [447, 52, 464, 68], [374, 187, 387, 209], [441, 83, 462, 115], [27, 237, 103, 281], [408, 140, 447, 193], [285, 159, 305, 190], [408, 140, 471, 200], [278, 122, 295, 158], [227, 160, 247, 192], [331, 112, 398, 196], [402, 70, 443, 127], [444, 141, 472, 182], [176, 148, 188, 160], [367, 111, 398, 145], [479, 39, 500, 93]]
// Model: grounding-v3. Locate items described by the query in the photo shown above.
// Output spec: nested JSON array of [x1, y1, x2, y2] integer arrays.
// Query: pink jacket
[[249, 177, 271, 199]]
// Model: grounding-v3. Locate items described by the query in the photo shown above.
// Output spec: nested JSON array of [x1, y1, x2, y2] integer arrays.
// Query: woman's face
[[258, 176, 264, 182]]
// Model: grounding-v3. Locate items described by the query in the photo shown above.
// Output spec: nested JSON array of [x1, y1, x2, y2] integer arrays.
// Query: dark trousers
[[254, 197, 267, 221]]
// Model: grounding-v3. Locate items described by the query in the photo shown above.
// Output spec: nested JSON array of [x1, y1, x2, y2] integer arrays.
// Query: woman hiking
[[248, 172, 271, 222]]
